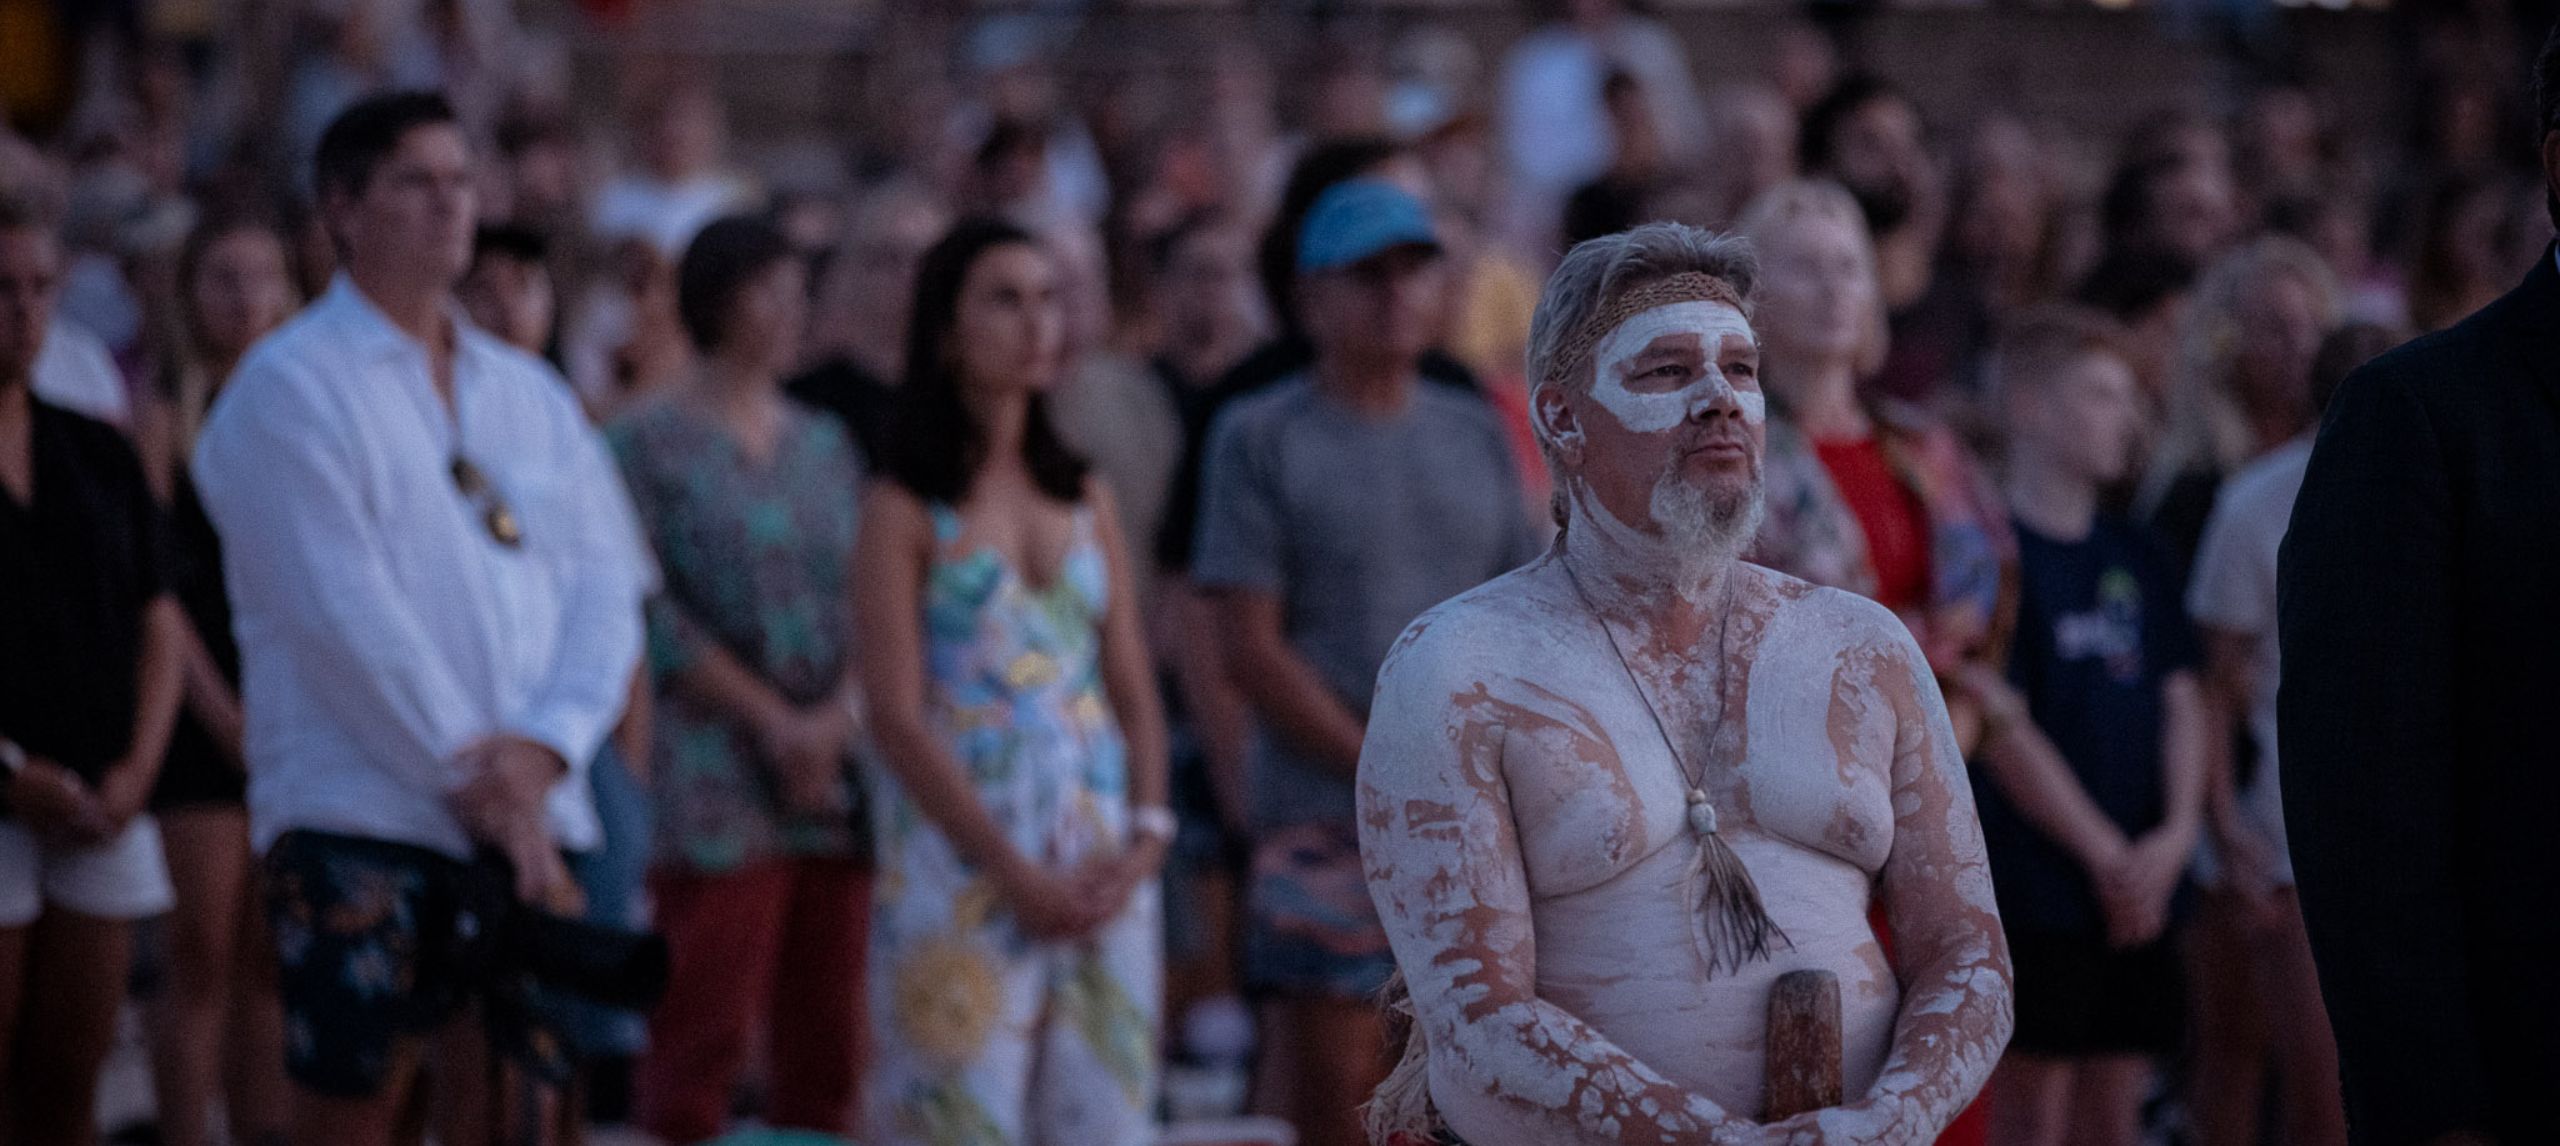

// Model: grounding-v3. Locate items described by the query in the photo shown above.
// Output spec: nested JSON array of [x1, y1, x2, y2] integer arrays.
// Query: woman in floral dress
[[611, 217, 872, 1143], [856, 218, 1172, 1146]]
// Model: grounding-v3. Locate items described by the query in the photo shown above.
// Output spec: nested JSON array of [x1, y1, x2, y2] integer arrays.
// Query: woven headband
[[1543, 272, 1748, 387]]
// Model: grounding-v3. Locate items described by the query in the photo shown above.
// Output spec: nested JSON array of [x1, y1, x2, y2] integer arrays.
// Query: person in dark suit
[[2277, 23, 2560, 1146]]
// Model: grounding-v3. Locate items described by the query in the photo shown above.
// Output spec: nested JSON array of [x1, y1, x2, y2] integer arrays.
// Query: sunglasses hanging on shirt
[[444, 364, 523, 549], [450, 455, 524, 548]]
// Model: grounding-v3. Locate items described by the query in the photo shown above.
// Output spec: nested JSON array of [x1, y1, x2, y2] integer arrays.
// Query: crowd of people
[[2, 0, 2558, 1144]]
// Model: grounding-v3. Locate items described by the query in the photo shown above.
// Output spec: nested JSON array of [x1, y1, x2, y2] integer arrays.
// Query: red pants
[[1938, 1093, 1991, 1146], [637, 856, 870, 1144]]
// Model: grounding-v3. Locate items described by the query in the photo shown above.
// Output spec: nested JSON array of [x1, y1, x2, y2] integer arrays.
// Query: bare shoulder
[[1748, 563, 1926, 666], [858, 479, 936, 553], [1081, 474, 1126, 531], [1375, 558, 1571, 695], [1362, 563, 1581, 805]]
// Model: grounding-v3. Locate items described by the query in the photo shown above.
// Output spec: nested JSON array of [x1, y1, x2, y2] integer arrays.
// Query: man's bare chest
[[1495, 634, 1902, 900]]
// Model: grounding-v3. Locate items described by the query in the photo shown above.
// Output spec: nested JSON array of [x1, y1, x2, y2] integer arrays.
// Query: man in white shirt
[[192, 92, 645, 1146]]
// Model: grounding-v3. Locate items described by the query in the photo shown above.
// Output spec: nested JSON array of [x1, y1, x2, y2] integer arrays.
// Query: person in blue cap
[[1191, 178, 1544, 1144]]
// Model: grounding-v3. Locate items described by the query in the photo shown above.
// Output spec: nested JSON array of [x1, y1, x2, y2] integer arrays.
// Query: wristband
[[1130, 805, 1178, 843]]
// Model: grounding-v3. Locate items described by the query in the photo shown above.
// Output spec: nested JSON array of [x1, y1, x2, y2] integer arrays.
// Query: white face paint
[[1565, 468, 1762, 590], [1588, 301, 1763, 434]]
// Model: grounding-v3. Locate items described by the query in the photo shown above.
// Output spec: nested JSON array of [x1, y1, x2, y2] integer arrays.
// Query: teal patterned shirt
[[608, 395, 866, 873]]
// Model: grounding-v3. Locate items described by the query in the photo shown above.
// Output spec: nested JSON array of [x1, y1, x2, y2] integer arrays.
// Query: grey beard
[[1651, 473, 1767, 566]]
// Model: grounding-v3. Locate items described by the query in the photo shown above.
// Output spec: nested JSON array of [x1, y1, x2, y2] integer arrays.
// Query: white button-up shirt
[[194, 277, 646, 858]]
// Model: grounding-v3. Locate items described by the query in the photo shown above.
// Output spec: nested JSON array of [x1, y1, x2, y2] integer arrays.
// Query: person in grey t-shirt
[[1191, 178, 1540, 1144]]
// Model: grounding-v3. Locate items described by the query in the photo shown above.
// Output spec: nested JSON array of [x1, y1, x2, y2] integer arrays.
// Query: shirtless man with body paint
[[1358, 223, 2012, 1146]]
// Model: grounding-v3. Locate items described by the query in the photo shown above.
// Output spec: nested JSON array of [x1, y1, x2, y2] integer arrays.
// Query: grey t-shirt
[[1192, 376, 1543, 830]]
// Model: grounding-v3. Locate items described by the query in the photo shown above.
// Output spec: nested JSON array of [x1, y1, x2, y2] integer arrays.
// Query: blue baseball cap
[[1296, 179, 1443, 275]]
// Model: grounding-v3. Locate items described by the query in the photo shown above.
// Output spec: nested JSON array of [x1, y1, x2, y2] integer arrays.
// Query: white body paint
[[1359, 281, 2011, 1145], [1564, 475, 1758, 598], [1359, 564, 2010, 1146], [1588, 301, 1767, 432]]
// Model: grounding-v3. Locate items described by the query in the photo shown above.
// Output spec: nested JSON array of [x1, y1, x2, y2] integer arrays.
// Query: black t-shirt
[[0, 401, 169, 780], [1147, 355, 1238, 573], [1972, 512, 2201, 937], [165, 477, 237, 680], [153, 472, 247, 808], [785, 355, 897, 473], [1874, 261, 1994, 406], [2142, 466, 2224, 574]]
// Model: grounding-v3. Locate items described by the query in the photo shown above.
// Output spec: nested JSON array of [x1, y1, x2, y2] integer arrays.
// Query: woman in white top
[[2181, 323, 2397, 1146]]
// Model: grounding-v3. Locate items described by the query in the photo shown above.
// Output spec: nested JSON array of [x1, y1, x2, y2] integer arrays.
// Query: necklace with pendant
[[1562, 557, 1733, 834], [1559, 554, 1788, 976]]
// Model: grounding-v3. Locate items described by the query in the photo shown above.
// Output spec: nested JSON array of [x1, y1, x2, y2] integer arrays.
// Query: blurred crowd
[[2, 0, 2557, 1144]]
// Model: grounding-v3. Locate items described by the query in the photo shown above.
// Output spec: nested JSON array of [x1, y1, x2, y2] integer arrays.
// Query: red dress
[[1813, 435, 1931, 614]]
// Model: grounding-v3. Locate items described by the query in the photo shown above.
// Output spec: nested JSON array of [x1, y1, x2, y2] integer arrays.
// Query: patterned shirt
[[1752, 398, 2016, 673], [609, 395, 864, 873]]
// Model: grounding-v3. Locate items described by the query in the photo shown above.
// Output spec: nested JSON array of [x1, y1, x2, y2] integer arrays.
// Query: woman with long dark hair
[[140, 216, 298, 1146], [857, 219, 1170, 1144]]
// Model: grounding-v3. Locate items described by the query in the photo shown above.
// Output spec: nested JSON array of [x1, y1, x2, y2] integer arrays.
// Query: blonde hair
[[2136, 236, 2340, 515], [1732, 179, 1892, 381]]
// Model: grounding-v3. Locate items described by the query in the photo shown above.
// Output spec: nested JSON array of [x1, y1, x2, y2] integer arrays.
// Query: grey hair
[[1525, 222, 1759, 401], [1524, 222, 1758, 525]]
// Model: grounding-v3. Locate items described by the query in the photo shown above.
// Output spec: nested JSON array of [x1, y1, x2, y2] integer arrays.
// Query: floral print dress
[[863, 502, 1160, 1146], [606, 397, 865, 874]]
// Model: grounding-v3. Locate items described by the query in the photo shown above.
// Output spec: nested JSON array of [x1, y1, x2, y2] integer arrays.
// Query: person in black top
[[1129, 211, 1273, 1036], [1144, 211, 1270, 528], [136, 215, 301, 1146], [787, 180, 949, 467], [2277, 24, 2560, 1145], [0, 199, 189, 1146], [1127, 212, 1267, 813], [1801, 75, 1971, 407], [457, 223, 558, 365], [2130, 237, 2338, 572], [1967, 309, 2208, 1146], [1561, 72, 1668, 249]]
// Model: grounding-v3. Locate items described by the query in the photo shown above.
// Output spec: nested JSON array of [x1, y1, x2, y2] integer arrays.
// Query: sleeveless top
[[913, 501, 1127, 862]]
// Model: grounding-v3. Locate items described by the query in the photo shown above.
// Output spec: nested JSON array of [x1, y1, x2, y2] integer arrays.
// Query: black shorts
[[264, 830, 476, 1098], [2006, 929, 2185, 1058]]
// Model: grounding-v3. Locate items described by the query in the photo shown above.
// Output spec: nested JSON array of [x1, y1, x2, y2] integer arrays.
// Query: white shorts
[[0, 817, 177, 927]]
